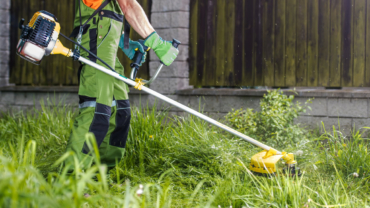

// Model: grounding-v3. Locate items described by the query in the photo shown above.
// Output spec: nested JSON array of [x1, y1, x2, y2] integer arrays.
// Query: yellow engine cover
[[28, 11, 60, 33], [250, 150, 284, 174]]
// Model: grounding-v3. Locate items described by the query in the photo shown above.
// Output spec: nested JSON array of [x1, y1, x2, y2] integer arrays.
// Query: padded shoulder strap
[[123, 19, 131, 49]]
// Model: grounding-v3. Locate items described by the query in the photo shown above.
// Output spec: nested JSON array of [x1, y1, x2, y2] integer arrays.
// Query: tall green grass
[[0, 100, 369, 207]]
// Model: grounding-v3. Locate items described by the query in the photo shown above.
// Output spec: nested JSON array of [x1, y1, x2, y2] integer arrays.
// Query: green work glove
[[144, 32, 179, 66], [119, 34, 146, 66]]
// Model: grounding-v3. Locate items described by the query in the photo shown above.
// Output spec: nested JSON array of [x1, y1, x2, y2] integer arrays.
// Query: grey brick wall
[[0, 0, 10, 87], [149, 0, 192, 94]]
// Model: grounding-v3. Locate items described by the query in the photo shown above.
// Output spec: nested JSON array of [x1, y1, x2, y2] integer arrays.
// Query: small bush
[[225, 90, 312, 147]]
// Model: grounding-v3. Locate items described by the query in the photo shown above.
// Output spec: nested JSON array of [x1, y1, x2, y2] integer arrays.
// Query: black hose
[[59, 32, 117, 73]]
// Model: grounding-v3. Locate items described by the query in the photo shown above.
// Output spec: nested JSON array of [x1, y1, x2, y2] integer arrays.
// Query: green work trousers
[[65, 58, 131, 171]]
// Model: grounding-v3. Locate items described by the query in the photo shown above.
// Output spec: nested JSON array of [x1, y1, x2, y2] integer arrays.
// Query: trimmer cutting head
[[250, 149, 301, 177]]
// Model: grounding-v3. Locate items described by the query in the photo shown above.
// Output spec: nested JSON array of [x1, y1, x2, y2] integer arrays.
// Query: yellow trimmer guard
[[250, 150, 284, 174]]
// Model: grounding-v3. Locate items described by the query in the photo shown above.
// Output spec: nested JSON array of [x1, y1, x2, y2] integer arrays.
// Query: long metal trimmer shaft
[[78, 56, 281, 155]]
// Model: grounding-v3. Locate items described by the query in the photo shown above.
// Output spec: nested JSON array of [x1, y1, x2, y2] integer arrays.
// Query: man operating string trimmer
[[17, 0, 300, 178], [65, 0, 179, 173]]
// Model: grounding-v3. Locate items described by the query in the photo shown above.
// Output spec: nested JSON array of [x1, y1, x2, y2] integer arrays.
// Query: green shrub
[[225, 90, 312, 147]]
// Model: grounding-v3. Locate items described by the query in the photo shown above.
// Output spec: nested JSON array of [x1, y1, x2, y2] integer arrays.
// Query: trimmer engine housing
[[16, 11, 61, 65]]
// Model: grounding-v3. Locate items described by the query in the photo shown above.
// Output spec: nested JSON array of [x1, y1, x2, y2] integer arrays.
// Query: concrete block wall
[[2, 87, 370, 136], [0, 0, 10, 87], [149, 0, 192, 94]]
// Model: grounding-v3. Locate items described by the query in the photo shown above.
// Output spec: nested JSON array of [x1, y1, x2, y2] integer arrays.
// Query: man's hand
[[144, 32, 179, 66], [117, 0, 179, 66], [119, 34, 146, 66]]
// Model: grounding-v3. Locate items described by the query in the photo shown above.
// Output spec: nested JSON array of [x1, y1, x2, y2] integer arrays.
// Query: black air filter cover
[[29, 17, 56, 47]]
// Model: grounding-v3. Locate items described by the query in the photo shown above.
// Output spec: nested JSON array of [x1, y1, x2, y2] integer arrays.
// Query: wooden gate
[[9, 0, 151, 86], [190, 0, 370, 87]]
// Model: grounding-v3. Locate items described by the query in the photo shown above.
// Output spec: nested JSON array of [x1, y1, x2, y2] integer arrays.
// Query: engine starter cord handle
[[130, 39, 150, 79]]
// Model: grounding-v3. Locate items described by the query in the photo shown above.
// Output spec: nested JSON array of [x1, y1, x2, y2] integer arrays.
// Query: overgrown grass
[[0, 97, 369, 207]]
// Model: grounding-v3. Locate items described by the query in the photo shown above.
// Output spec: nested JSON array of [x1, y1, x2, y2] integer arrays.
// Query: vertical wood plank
[[233, 0, 244, 86], [196, 0, 207, 87], [242, 0, 254, 86], [189, 0, 198, 86], [203, 0, 217, 86], [285, 0, 296, 86], [274, 0, 286, 87], [224, 0, 235, 86], [9, 0, 20, 84], [253, 0, 264, 86], [262, 0, 275, 86], [318, 0, 330, 86], [215, 0, 225, 86], [307, 0, 319, 86], [65, 0, 75, 85], [353, 0, 366, 87], [296, 0, 307, 86], [341, 0, 353, 87], [366, 0, 370, 86], [330, 0, 342, 87]]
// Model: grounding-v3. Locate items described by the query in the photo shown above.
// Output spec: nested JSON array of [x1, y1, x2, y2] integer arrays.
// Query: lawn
[[0, 91, 369, 208]]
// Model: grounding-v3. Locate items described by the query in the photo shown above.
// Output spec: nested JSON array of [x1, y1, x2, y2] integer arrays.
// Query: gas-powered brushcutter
[[16, 11, 301, 176]]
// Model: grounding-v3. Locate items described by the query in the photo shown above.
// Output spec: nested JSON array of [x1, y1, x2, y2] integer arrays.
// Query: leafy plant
[[225, 90, 312, 147]]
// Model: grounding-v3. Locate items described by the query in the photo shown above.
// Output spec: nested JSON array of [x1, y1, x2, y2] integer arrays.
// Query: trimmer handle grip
[[130, 39, 149, 79]]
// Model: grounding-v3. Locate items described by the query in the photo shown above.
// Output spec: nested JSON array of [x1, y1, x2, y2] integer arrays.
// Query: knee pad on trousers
[[110, 100, 131, 148], [82, 103, 111, 154]]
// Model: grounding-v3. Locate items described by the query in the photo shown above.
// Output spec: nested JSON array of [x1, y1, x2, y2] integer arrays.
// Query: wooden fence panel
[[190, 0, 370, 87], [10, 0, 150, 86]]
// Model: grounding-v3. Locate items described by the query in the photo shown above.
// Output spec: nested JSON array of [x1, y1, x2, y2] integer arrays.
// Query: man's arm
[[117, 0, 178, 66], [117, 0, 154, 38]]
